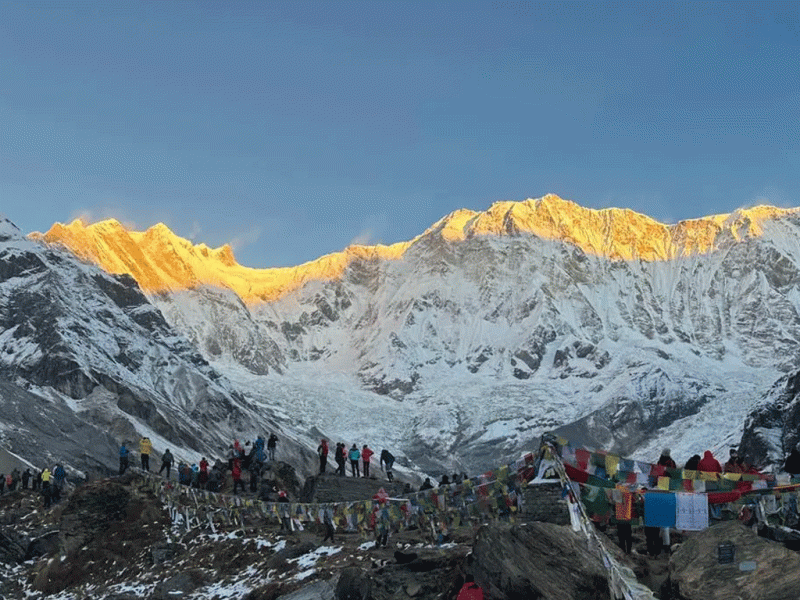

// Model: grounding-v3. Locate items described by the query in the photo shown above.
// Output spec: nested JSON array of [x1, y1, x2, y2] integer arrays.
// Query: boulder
[[276, 578, 337, 600], [335, 567, 372, 600], [471, 521, 613, 600], [669, 520, 800, 600]]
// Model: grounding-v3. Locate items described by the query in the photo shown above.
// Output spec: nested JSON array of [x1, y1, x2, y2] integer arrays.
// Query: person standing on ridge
[[267, 433, 278, 462], [41, 466, 51, 491], [335, 443, 346, 476], [53, 464, 65, 492], [9, 468, 20, 491], [724, 449, 743, 473], [119, 443, 130, 475], [21, 468, 31, 490], [684, 454, 701, 471], [361, 444, 374, 478], [348, 444, 361, 477], [697, 450, 722, 473], [231, 456, 244, 494], [380, 449, 395, 482], [139, 437, 152, 471], [159, 449, 174, 479], [657, 449, 676, 469], [317, 439, 329, 475], [199, 457, 209, 489]]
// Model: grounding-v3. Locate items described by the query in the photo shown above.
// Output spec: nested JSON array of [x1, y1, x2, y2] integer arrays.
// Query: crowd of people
[[608, 445, 794, 558], [112, 433, 413, 505], [318, 440, 397, 481], [654, 447, 763, 476], [0, 463, 67, 507]]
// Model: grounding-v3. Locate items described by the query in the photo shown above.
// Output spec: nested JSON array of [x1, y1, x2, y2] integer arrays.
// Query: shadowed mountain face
[[0, 218, 317, 480], [5, 196, 800, 474]]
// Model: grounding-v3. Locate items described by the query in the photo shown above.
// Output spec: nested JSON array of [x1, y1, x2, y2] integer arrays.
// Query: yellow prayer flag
[[657, 476, 670, 490], [605, 454, 620, 477]]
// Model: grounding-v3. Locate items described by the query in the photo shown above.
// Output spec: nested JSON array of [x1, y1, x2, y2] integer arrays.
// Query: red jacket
[[232, 458, 242, 480], [362, 447, 374, 463], [697, 451, 722, 473], [457, 581, 484, 600]]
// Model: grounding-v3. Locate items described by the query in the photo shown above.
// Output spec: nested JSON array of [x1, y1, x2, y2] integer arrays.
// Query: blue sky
[[2, 1, 799, 267]]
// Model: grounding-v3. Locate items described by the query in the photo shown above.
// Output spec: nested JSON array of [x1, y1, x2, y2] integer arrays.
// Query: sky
[[2, 1, 799, 268]]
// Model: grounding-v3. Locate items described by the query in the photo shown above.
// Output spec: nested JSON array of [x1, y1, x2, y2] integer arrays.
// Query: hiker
[[317, 439, 329, 475], [50, 477, 61, 504], [232, 456, 245, 494], [348, 444, 361, 477], [420, 477, 433, 491], [440, 474, 450, 486], [252, 436, 267, 470], [41, 467, 51, 491], [42, 483, 53, 509], [322, 509, 335, 544], [684, 454, 701, 471], [0, 474, 4, 495], [21, 468, 31, 490], [380, 449, 395, 482], [456, 575, 484, 600], [784, 446, 800, 476], [159, 449, 174, 479], [249, 454, 262, 492], [697, 450, 722, 473], [32, 469, 41, 491], [53, 464, 65, 491], [207, 466, 221, 493], [199, 457, 209, 489], [657, 449, 676, 469], [335, 443, 346, 476], [9, 469, 19, 491], [139, 437, 152, 471], [267, 433, 278, 462], [645, 525, 661, 557], [119, 443, 130, 475], [724, 449, 743, 473], [361, 444, 374, 478]]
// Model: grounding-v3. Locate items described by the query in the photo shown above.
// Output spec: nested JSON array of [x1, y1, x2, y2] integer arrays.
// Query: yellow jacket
[[41, 469, 51, 482], [139, 438, 152, 455]]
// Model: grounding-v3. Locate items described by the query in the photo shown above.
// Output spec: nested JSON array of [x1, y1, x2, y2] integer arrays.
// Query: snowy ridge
[[0, 231, 322, 478], [33, 195, 800, 302]]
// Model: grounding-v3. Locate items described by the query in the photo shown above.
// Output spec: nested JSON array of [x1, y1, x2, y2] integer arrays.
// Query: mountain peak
[[0, 216, 23, 242], [32, 196, 800, 303], [430, 194, 799, 260]]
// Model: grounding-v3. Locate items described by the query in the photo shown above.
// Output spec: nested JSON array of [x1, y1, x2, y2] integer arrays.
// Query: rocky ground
[[1, 469, 798, 600]]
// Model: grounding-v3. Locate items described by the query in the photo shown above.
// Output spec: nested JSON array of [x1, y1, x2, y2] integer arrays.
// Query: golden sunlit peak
[[31, 196, 800, 304]]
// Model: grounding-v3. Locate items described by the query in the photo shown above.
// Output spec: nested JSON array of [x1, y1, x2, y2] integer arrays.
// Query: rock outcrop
[[669, 520, 800, 600], [471, 521, 614, 600]]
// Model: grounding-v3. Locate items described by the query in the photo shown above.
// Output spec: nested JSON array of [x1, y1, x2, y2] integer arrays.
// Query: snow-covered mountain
[[0, 217, 320, 479], [10, 194, 800, 474]]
